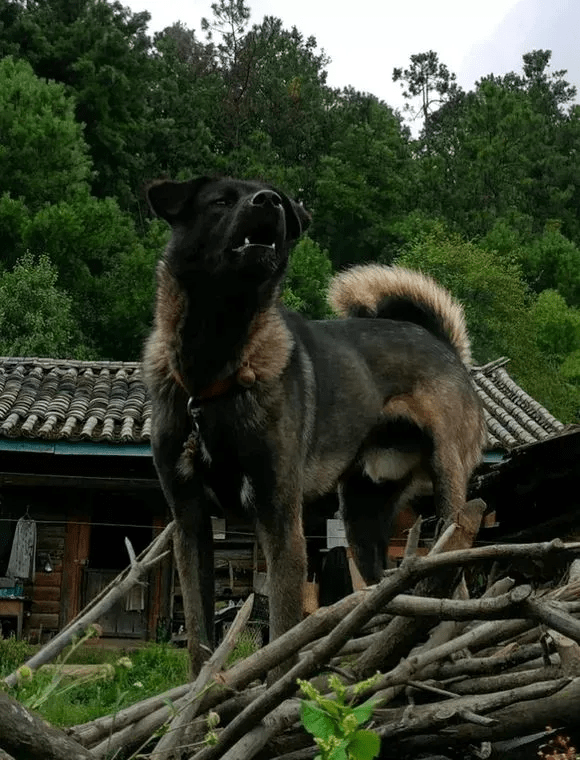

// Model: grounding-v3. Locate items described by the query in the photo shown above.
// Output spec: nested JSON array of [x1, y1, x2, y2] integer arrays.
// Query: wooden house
[[0, 355, 569, 641]]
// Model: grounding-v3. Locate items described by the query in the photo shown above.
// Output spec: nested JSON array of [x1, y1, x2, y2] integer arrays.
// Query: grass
[[0, 636, 189, 727], [0, 629, 260, 730]]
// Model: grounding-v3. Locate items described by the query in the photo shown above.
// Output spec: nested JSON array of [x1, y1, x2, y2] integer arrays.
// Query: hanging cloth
[[6, 517, 37, 580], [125, 583, 145, 611]]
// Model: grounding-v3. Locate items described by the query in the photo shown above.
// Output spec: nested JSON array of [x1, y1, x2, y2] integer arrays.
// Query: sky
[[125, 0, 580, 117]]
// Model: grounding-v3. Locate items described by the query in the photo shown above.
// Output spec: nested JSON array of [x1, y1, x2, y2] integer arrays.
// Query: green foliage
[[0, 637, 33, 677], [396, 225, 532, 366], [14, 641, 189, 728], [312, 96, 412, 267], [0, 252, 85, 358], [0, 0, 155, 209], [0, 57, 91, 209], [0, 0, 579, 423], [0, 193, 31, 258], [523, 227, 580, 306], [20, 195, 165, 359], [531, 290, 580, 361], [298, 675, 381, 760], [409, 50, 580, 244], [560, 350, 580, 386], [283, 236, 334, 319], [396, 227, 580, 421]]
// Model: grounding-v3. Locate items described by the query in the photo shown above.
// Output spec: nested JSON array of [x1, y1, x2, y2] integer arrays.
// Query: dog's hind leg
[[429, 444, 470, 533], [340, 472, 409, 585]]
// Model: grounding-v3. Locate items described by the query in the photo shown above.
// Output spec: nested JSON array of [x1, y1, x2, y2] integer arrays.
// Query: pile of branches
[[2, 500, 580, 760]]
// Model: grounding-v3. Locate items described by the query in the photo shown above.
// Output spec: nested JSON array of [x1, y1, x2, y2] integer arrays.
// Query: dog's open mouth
[[231, 223, 280, 255]]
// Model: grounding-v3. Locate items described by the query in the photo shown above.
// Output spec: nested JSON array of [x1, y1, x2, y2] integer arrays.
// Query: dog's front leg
[[256, 505, 307, 683], [153, 432, 214, 677], [171, 484, 214, 676]]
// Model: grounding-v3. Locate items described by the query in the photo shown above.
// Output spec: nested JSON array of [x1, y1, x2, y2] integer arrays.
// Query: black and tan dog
[[143, 176, 486, 677]]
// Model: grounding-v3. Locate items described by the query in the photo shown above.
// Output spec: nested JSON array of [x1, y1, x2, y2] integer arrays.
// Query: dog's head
[[147, 176, 310, 280]]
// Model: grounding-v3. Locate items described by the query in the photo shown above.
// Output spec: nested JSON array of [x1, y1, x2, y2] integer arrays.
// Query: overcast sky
[[126, 0, 579, 116]]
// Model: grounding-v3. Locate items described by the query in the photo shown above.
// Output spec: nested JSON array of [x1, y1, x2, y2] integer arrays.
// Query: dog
[[143, 175, 486, 677]]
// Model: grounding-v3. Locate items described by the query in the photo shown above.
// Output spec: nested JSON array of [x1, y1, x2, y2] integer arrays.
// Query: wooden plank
[[0, 472, 160, 490], [28, 613, 59, 630], [214, 548, 254, 561], [0, 600, 24, 617], [34, 572, 62, 587], [38, 525, 67, 538], [148, 517, 165, 640], [34, 587, 60, 603], [31, 601, 60, 615], [36, 537, 66, 554]]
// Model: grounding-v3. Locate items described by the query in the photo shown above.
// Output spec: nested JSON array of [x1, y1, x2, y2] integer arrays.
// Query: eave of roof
[[0, 355, 566, 452]]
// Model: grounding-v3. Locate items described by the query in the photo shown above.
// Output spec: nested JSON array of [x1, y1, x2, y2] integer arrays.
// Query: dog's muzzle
[[231, 190, 284, 255]]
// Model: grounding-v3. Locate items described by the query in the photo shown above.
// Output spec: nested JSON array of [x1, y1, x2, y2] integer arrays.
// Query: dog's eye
[[214, 198, 231, 207]]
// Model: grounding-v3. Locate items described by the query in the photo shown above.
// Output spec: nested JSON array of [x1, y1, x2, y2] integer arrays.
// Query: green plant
[[18, 626, 105, 711], [12, 640, 189, 727], [225, 627, 261, 667], [298, 675, 381, 760], [0, 637, 33, 677]]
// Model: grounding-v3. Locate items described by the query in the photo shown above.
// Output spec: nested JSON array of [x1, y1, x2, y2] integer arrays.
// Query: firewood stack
[[3, 501, 580, 760]]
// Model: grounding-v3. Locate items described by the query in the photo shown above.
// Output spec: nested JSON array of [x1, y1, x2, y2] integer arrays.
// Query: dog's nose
[[249, 190, 282, 208]]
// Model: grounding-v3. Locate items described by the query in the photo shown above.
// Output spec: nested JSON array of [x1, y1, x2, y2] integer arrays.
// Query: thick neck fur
[[149, 259, 293, 396]]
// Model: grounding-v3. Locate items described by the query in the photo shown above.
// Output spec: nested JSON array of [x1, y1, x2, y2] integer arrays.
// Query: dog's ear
[[146, 177, 210, 225], [280, 195, 311, 241]]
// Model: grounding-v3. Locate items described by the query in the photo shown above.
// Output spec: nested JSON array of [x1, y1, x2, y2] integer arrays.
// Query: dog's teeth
[[244, 237, 250, 245]]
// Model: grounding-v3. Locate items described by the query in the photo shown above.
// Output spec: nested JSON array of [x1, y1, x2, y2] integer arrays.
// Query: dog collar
[[173, 360, 257, 410]]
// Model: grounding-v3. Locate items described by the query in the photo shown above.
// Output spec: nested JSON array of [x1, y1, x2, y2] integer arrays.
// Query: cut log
[[396, 676, 580, 751], [0, 691, 94, 760], [378, 679, 569, 739], [68, 682, 190, 747], [548, 629, 580, 676], [441, 665, 562, 695]]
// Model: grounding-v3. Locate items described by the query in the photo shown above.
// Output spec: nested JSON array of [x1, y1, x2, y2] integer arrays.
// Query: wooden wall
[[25, 514, 66, 639]]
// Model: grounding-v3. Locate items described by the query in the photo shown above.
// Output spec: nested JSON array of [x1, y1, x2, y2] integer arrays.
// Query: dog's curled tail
[[328, 264, 472, 366]]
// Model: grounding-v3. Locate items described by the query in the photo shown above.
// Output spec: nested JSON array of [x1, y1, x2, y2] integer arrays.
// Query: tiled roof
[[0, 358, 150, 443], [472, 358, 565, 449], [0, 356, 565, 449]]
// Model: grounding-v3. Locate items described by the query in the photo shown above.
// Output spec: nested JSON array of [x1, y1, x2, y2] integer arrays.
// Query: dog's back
[[302, 264, 486, 583]]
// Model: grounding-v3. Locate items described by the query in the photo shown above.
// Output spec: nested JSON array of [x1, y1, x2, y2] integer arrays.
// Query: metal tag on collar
[[187, 396, 202, 435]]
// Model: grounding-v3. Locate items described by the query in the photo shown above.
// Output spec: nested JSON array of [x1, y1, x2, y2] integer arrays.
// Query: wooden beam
[[0, 472, 160, 490]]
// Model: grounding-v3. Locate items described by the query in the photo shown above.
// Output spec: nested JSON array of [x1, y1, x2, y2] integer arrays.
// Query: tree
[[0, 0, 155, 210], [0, 253, 85, 358], [392, 51, 462, 141], [282, 236, 333, 319], [395, 226, 579, 421], [149, 22, 222, 179], [200, 0, 332, 185], [523, 226, 580, 307], [0, 57, 91, 210], [20, 194, 167, 359], [408, 50, 580, 244], [201, 0, 251, 69], [531, 289, 580, 362], [312, 94, 413, 267]]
